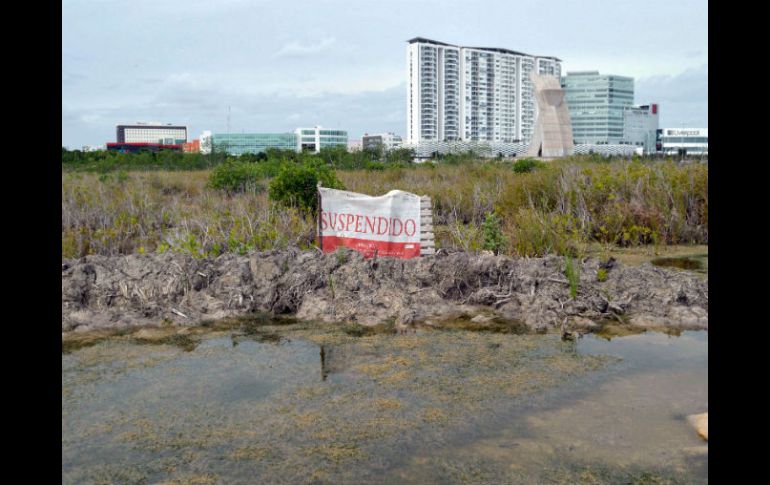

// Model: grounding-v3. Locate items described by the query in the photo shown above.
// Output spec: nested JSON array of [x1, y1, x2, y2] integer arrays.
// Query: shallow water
[[393, 331, 708, 483], [62, 325, 707, 484], [651, 254, 708, 274]]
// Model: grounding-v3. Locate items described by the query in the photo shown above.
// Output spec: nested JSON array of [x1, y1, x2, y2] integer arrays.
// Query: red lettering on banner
[[322, 212, 421, 238], [391, 218, 403, 236], [404, 219, 416, 236], [365, 216, 375, 234], [377, 217, 388, 235], [320, 212, 328, 231]]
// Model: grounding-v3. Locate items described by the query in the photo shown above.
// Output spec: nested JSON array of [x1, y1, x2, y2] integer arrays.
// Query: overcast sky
[[62, 0, 708, 148]]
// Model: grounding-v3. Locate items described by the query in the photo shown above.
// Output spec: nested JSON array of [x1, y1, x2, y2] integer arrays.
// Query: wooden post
[[420, 195, 435, 256]]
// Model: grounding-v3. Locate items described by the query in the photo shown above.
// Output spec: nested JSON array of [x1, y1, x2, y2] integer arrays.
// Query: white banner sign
[[319, 187, 421, 259]]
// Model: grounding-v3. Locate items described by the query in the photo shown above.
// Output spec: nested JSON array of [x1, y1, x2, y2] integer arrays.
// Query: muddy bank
[[62, 249, 707, 333]]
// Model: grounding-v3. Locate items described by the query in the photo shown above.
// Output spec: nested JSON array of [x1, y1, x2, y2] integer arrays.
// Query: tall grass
[[340, 158, 707, 255], [61, 157, 707, 259], [564, 256, 580, 299], [62, 171, 314, 258]]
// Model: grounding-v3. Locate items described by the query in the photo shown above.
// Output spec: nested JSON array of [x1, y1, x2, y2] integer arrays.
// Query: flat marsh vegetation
[[62, 152, 707, 261]]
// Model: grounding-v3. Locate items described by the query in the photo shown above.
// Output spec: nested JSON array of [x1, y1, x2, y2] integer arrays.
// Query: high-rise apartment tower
[[406, 37, 562, 145]]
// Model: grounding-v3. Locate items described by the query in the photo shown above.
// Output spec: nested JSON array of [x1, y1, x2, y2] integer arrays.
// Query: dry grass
[[421, 407, 449, 423], [62, 171, 314, 258], [62, 159, 707, 258], [585, 243, 708, 266]]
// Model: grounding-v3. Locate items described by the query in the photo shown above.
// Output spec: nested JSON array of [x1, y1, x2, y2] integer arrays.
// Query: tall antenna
[[227, 106, 231, 135]]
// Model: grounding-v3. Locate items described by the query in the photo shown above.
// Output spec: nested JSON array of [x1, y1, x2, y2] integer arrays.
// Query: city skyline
[[62, 0, 708, 148]]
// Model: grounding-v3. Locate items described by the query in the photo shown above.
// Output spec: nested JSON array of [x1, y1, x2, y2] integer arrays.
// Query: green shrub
[[335, 246, 348, 265], [446, 220, 483, 252], [97, 170, 130, 184], [207, 159, 265, 193], [501, 208, 585, 257], [596, 268, 608, 282], [268, 162, 345, 213], [564, 256, 580, 299], [481, 212, 507, 254], [512, 158, 542, 173], [62, 147, 224, 172]]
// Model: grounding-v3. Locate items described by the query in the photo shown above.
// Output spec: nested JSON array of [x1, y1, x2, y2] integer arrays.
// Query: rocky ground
[[62, 248, 708, 334]]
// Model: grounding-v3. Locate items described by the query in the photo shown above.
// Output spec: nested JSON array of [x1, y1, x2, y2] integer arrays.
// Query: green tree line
[[61, 145, 416, 172]]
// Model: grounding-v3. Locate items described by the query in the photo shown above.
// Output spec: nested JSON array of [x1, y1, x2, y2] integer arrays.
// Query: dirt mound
[[61, 248, 708, 333]]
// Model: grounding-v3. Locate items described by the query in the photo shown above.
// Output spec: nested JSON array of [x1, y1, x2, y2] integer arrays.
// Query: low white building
[[117, 122, 187, 144], [362, 132, 403, 151], [659, 128, 708, 156], [199, 131, 212, 155], [622, 104, 659, 155], [294, 126, 348, 153]]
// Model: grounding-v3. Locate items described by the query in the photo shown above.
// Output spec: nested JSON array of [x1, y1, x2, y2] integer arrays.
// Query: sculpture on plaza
[[526, 74, 574, 158]]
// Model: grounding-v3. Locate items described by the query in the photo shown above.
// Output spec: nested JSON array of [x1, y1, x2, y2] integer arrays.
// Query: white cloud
[[274, 37, 336, 58], [80, 114, 102, 124], [285, 70, 404, 97]]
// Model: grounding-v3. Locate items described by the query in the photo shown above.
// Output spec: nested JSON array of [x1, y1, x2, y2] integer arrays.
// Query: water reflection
[[320, 344, 328, 381], [62, 325, 707, 484]]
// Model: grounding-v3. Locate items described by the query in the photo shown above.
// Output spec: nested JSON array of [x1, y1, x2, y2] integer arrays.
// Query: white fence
[[403, 141, 643, 158], [403, 141, 529, 158], [420, 196, 434, 256], [572, 144, 640, 156]]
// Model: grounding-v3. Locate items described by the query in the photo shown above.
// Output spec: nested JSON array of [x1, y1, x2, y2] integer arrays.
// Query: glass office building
[[319, 130, 347, 149], [208, 128, 347, 155], [211, 133, 298, 155], [561, 71, 634, 144], [295, 127, 348, 153]]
